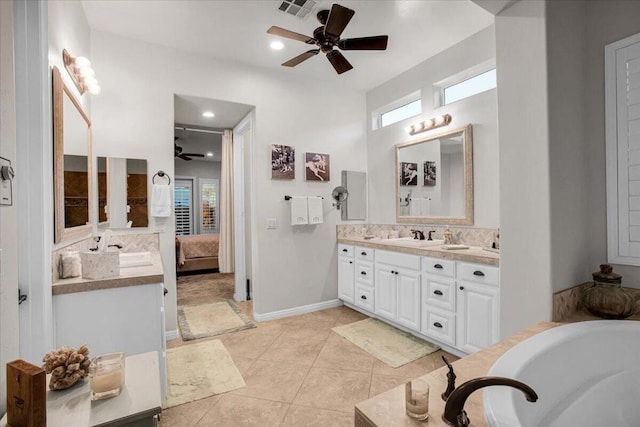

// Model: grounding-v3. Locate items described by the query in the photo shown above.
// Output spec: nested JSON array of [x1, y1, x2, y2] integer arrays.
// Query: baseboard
[[253, 299, 343, 322], [165, 330, 179, 341]]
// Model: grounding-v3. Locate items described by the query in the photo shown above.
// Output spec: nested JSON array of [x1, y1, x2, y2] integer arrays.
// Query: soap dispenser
[[443, 226, 453, 245]]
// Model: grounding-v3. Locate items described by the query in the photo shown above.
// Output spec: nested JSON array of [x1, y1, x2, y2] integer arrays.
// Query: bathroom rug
[[164, 339, 245, 408], [332, 318, 439, 368], [178, 299, 256, 341]]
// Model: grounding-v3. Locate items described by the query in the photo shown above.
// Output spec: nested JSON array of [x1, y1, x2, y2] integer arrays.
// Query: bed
[[175, 234, 219, 273]]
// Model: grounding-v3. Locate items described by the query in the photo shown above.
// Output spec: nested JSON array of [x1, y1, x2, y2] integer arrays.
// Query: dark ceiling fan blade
[[174, 144, 183, 154], [324, 4, 355, 38], [338, 35, 388, 51], [282, 49, 320, 67], [178, 154, 192, 161], [267, 26, 315, 44], [182, 153, 205, 157], [326, 50, 353, 74]]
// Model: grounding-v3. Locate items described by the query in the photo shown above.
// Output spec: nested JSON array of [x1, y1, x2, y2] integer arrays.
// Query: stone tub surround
[[338, 237, 499, 266], [553, 282, 640, 322], [354, 322, 559, 427], [337, 224, 499, 248], [52, 232, 160, 281]]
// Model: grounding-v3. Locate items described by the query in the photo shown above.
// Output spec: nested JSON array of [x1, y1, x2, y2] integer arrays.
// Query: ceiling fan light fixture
[[202, 111, 215, 118], [270, 41, 284, 50]]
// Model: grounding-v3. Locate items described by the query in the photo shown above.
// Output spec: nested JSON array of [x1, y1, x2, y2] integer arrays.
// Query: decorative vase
[[582, 264, 636, 319]]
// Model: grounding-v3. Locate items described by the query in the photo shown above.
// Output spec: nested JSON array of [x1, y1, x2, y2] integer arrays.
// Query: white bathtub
[[483, 320, 640, 427]]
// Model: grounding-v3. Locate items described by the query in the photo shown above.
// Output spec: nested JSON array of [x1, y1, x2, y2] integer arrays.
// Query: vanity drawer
[[421, 307, 456, 346], [338, 244, 354, 258], [422, 257, 455, 278], [458, 263, 499, 287], [355, 246, 374, 261], [423, 276, 456, 312], [376, 250, 420, 271], [355, 284, 374, 312], [355, 261, 374, 286]]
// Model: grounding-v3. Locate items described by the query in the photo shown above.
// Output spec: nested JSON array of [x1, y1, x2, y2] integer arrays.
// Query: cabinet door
[[396, 268, 421, 330], [456, 281, 499, 354], [338, 256, 355, 303], [375, 264, 397, 321]]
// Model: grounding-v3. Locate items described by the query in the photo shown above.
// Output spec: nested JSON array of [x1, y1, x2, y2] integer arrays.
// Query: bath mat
[[164, 339, 246, 408], [178, 300, 256, 341], [332, 318, 439, 368]]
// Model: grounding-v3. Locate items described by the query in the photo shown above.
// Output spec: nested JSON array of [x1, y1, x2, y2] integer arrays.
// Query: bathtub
[[483, 320, 640, 427]]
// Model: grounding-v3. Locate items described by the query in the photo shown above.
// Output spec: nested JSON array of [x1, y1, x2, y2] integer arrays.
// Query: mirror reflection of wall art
[[305, 152, 330, 182], [424, 161, 436, 186], [271, 144, 295, 180], [400, 162, 418, 186]]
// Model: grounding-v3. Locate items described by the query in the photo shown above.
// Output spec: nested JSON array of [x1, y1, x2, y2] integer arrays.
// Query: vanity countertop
[[354, 321, 559, 427], [338, 237, 500, 266], [52, 252, 164, 296]]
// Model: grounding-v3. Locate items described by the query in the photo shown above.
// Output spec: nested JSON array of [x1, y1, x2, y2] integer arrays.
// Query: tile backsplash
[[337, 224, 498, 248]]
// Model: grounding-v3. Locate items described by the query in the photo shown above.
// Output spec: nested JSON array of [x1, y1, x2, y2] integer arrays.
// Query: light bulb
[[87, 84, 101, 95], [74, 56, 91, 68], [206, 152, 214, 157], [270, 41, 284, 50], [79, 66, 95, 78], [435, 115, 445, 125], [424, 119, 434, 128]]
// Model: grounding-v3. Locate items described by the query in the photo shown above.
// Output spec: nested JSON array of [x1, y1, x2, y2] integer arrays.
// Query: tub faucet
[[442, 376, 538, 426]]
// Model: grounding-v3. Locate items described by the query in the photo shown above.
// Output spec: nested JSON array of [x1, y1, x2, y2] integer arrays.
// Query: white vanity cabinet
[[354, 247, 375, 311], [338, 244, 355, 303], [374, 250, 421, 329], [421, 257, 457, 346], [456, 263, 500, 353]]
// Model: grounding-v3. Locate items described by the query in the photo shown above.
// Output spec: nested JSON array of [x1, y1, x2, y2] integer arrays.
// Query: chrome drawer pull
[[434, 264, 443, 269], [434, 290, 443, 296], [473, 270, 485, 277], [434, 322, 443, 329]]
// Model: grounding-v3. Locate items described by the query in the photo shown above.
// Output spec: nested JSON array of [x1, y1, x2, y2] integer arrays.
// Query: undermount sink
[[119, 251, 153, 268], [383, 237, 445, 248]]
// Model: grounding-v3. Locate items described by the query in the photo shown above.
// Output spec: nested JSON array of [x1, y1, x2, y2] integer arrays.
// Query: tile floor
[[162, 273, 458, 426]]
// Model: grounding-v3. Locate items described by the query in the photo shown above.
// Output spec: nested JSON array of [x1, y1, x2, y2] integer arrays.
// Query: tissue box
[[80, 251, 120, 280]]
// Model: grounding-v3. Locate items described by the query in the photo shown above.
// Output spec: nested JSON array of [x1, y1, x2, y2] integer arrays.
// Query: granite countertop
[[52, 252, 164, 296], [355, 321, 559, 427], [338, 238, 500, 266]]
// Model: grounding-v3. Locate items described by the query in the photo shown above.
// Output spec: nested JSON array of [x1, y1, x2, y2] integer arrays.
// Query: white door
[[396, 268, 421, 330], [456, 281, 499, 354], [374, 264, 397, 321], [337, 257, 355, 303]]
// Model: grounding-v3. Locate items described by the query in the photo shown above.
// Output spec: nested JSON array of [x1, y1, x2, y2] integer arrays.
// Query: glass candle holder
[[405, 378, 429, 421], [89, 352, 125, 401]]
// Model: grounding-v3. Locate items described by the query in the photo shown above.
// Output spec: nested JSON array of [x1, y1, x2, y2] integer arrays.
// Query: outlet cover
[[267, 218, 277, 229]]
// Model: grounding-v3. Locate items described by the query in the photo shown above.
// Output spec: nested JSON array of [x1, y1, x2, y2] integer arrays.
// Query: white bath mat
[[177, 299, 255, 341]]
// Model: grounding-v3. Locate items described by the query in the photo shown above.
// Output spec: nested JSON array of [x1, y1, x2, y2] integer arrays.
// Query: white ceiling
[[81, 1, 494, 91]]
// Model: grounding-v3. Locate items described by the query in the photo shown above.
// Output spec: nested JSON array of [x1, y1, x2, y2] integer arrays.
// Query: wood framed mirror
[[395, 124, 473, 225], [53, 66, 93, 243]]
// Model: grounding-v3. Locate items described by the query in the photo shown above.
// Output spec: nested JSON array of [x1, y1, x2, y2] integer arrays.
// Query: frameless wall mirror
[[100, 157, 148, 229], [341, 170, 367, 220], [395, 125, 473, 225], [53, 66, 93, 243], [97, 156, 108, 224]]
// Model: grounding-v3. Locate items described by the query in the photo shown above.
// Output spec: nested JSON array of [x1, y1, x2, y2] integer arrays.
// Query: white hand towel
[[409, 197, 421, 216], [290, 196, 308, 225], [151, 184, 172, 217], [307, 196, 324, 224]]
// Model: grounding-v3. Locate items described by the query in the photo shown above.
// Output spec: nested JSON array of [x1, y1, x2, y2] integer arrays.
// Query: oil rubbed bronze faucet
[[442, 377, 538, 426]]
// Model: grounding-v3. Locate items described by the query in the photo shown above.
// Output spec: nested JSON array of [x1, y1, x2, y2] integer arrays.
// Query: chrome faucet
[[442, 376, 538, 426]]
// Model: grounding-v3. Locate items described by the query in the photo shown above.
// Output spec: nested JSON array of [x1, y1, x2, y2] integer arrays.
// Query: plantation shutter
[[199, 179, 219, 234], [174, 179, 193, 236]]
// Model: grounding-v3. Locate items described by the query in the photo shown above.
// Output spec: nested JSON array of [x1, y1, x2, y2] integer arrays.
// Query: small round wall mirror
[[332, 186, 349, 209]]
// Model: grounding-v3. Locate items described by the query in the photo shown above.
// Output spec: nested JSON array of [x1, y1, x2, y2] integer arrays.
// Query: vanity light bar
[[406, 114, 452, 135], [62, 49, 101, 95]]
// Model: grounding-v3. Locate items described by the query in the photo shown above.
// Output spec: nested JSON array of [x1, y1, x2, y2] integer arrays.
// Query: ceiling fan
[[267, 3, 388, 75], [174, 137, 205, 161]]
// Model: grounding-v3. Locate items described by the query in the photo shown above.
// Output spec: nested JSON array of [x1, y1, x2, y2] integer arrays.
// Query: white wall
[[0, 0, 19, 414], [90, 31, 367, 332], [496, 0, 552, 337], [584, 0, 640, 288], [174, 159, 221, 182], [366, 26, 499, 229]]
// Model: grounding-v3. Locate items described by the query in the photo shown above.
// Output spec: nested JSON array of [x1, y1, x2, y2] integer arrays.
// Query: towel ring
[[153, 170, 171, 185]]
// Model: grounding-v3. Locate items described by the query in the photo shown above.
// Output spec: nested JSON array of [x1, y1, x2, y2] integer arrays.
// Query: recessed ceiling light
[[206, 152, 214, 157], [270, 41, 284, 50], [202, 111, 215, 118]]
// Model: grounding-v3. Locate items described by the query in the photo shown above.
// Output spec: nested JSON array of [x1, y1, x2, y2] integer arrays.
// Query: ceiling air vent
[[276, 0, 316, 19]]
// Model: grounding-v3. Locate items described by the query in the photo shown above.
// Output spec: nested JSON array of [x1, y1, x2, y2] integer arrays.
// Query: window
[[174, 179, 193, 236], [199, 179, 219, 234], [380, 99, 422, 128], [441, 68, 497, 106]]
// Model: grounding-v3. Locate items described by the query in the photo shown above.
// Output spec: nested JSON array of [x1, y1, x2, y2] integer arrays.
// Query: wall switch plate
[[267, 218, 277, 229], [0, 157, 13, 206]]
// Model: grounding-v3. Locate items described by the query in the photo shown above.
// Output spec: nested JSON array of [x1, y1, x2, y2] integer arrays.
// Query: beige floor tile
[[281, 404, 354, 427], [231, 356, 257, 375], [280, 318, 335, 340], [259, 335, 325, 366], [195, 394, 289, 427], [217, 327, 280, 359], [369, 374, 411, 398], [313, 337, 375, 373], [372, 349, 457, 378], [293, 367, 371, 413], [159, 394, 221, 427], [294, 307, 344, 324], [334, 307, 369, 326], [231, 359, 309, 403]]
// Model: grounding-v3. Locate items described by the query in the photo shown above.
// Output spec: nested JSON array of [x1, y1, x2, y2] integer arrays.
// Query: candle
[[90, 371, 123, 394], [405, 379, 429, 421], [89, 352, 125, 400]]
